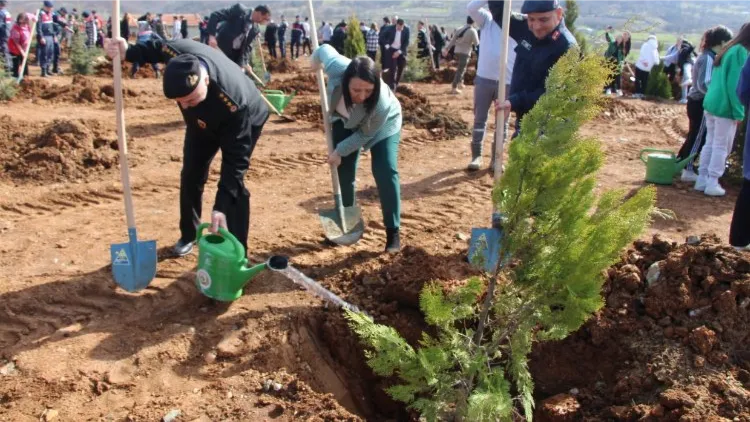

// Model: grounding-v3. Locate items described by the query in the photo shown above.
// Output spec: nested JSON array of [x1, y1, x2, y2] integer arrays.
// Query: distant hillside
[[7, 1, 748, 35]]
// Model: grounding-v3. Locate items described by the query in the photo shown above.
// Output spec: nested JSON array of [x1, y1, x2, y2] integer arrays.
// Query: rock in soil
[[536, 393, 581, 422]]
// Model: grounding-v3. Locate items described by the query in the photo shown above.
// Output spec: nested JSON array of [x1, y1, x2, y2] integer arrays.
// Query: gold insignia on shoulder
[[187, 74, 199, 86], [197, 119, 207, 129]]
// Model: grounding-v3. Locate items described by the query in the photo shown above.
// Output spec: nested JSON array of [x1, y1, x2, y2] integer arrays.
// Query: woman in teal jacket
[[312, 44, 403, 253], [698, 24, 750, 197]]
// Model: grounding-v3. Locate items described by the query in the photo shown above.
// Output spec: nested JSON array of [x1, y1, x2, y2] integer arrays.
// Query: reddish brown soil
[[0, 117, 128, 183], [0, 59, 744, 421], [267, 73, 319, 94], [531, 235, 750, 421], [266, 57, 300, 74], [425, 66, 477, 86], [289, 96, 323, 128], [95, 59, 157, 79], [15, 75, 140, 104], [396, 84, 470, 139]]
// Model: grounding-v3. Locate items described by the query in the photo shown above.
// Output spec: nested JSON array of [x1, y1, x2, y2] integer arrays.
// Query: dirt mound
[[15, 75, 139, 104], [424, 67, 476, 86], [95, 59, 157, 79], [266, 57, 300, 74], [396, 85, 469, 139], [0, 117, 127, 183], [531, 235, 750, 421], [290, 97, 323, 128], [266, 74, 319, 95]]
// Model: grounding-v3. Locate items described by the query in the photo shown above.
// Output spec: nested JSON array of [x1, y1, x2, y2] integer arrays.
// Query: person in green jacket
[[604, 27, 631, 96], [312, 44, 404, 253], [698, 24, 750, 197]]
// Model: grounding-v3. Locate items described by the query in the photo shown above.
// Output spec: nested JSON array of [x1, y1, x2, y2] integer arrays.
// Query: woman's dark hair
[[16, 12, 27, 24], [466, 16, 474, 25], [715, 23, 750, 66], [705, 25, 733, 52], [342, 56, 381, 113], [255, 5, 270, 15]]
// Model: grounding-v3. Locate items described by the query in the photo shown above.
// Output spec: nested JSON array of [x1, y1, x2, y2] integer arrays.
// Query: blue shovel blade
[[110, 229, 157, 292], [468, 228, 503, 273]]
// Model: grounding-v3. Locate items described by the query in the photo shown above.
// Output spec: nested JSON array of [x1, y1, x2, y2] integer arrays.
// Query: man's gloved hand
[[208, 35, 218, 48], [104, 36, 127, 60]]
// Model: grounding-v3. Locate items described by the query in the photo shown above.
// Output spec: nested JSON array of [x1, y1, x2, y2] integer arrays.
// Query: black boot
[[40, 68, 48, 77], [385, 228, 400, 254]]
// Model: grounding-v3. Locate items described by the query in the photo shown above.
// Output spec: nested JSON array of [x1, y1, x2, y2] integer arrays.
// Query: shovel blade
[[468, 227, 503, 273], [319, 206, 365, 246], [110, 230, 157, 292]]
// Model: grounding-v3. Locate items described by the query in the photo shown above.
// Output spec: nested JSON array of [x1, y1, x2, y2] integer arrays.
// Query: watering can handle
[[196, 223, 245, 264], [639, 148, 675, 164]]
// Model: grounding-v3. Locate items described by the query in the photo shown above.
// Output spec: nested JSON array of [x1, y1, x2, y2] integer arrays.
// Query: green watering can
[[639, 149, 695, 185], [263, 90, 296, 114], [195, 223, 288, 302]]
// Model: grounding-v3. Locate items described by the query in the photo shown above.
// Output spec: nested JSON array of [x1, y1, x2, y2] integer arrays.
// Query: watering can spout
[[238, 255, 289, 287], [674, 153, 696, 173], [240, 262, 268, 285]]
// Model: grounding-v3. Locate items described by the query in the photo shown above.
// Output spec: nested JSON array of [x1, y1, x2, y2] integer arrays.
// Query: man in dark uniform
[[52, 7, 71, 75], [489, 0, 576, 133], [105, 36, 269, 256], [277, 15, 287, 59], [38, 0, 67, 77], [264, 19, 278, 58], [207, 4, 270, 68]]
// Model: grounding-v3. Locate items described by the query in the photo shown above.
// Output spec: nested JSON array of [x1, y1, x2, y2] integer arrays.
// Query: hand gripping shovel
[[468, 0, 512, 272], [109, 0, 157, 291], [307, 0, 365, 246]]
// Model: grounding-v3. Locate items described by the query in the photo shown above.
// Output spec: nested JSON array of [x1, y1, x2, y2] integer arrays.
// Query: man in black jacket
[[277, 15, 287, 59], [264, 19, 278, 58], [105, 37, 269, 256], [329, 21, 347, 55], [208, 4, 271, 68], [489, 0, 576, 133], [379, 18, 409, 91]]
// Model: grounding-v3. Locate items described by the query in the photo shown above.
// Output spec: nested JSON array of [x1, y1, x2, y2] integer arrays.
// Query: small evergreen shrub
[[344, 16, 366, 59], [645, 62, 673, 99], [70, 32, 101, 75], [0, 60, 18, 101], [402, 42, 429, 82], [346, 49, 656, 421]]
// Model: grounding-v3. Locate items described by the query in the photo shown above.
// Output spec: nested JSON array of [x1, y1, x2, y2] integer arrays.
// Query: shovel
[[307, 0, 365, 246], [109, 0, 157, 291], [16, 9, 40, 84], [468, 0, 512, 273], [256, 37, 271, 83]]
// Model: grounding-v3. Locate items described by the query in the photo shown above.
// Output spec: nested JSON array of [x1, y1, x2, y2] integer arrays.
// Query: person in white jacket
[[466, 0, 517, 172], [634, 35, 660, 98]]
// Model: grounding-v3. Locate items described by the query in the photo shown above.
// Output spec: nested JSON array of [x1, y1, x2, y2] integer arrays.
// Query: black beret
[[163, 54, 202, 99], [521, 0, 560, 14]]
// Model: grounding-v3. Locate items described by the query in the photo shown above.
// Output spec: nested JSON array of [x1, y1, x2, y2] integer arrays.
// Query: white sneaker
[[680, 169, 699, 182], [704, 179, 726, 197], [605, 89, 612, 95], [450, 88, 461, 95], [679, 98, 688, 104], [459, 83, 466, 90], [616, 90, 623, 97], [467, 156, 482, 171], [733, 244, 750, 252], [694, 176, 707, 192]]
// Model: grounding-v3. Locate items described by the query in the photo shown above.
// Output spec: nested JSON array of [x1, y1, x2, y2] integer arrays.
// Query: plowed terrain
[[0, 59, 745, 422]]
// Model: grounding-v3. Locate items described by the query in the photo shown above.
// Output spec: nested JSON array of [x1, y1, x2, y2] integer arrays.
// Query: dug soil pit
[[266, 73, 319, 95], [396, 85, 469, 139], [531, 235, 750, 421], [16, 75, 138, 104], [0, 117, 129, 183]]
